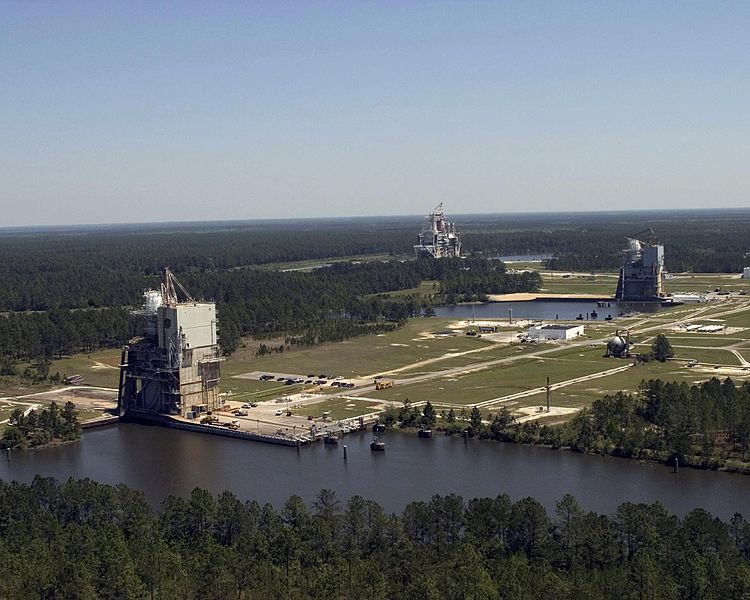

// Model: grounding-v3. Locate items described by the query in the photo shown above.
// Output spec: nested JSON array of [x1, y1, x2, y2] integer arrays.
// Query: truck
[[374, 379, 394, 390]]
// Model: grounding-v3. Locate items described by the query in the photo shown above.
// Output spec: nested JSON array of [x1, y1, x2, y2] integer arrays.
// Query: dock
[[118, 410, 376, 447]]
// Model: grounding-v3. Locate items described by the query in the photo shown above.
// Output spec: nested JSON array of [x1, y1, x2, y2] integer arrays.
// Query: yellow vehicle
[[374, 379, 394, 390]]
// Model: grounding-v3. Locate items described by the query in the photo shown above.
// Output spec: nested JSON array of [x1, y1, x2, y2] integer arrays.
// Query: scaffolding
[[414, 203, 462, 259]]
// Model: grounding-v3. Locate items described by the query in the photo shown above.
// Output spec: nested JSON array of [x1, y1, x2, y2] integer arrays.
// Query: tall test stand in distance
[[615, 228, 666, 301], [414, 203, 462, 259]]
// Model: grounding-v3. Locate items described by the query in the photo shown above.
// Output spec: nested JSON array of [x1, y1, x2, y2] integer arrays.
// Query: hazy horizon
[[2, 2, 749, 227]]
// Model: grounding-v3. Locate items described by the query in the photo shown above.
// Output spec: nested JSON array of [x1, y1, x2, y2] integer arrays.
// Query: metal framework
[[414, 203, 462, 259], [615, 231, 665, 301], [117, 269, 221, 419]]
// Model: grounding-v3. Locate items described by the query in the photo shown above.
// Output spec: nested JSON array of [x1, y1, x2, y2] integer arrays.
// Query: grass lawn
[[665, 274, 749, 293], [395, 343, 548, 374], [669, 347, 741, 365], [540, 274, 617, 295], [0, 404, 20, 422], [368, 347, 615, 407], [292, 397, 382, 421], [541, 272, 750, 301], [47, 350, 122, 389], [714, 311, 750, 328], [504, 357, 746, 412], [224, 319, 493, 379], [661, 335, 746, 348]]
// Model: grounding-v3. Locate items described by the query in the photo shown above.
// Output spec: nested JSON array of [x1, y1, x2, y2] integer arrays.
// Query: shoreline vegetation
[[0, 400, 81, 450], [384, 377, 750, 475], [0, 476, 749, 599]]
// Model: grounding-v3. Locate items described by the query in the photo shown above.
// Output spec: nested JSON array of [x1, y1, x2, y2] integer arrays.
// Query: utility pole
[[546, 377, 551, 412]]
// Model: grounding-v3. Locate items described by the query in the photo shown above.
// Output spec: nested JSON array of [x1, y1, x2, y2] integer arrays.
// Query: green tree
[[0, 355, 17, 376], [469, 406, 483, 434], [422, 401, 437, 428], [651, 334, 674, 362]]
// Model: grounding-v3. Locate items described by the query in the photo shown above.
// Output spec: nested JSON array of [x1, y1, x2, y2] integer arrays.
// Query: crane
[[160, 267, 194, 306], [631, 228, 658, 244]]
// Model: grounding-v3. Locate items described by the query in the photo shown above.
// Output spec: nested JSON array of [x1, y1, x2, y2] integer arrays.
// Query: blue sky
[[1, 1, 748, 226]]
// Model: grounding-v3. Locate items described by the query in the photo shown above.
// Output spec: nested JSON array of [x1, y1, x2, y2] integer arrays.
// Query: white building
[[527, 324, 585, 341], [671, 293, 708, 303], [743, 267, 750, 279]]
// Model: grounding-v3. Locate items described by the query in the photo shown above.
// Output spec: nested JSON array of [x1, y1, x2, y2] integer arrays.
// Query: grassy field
[[224, 319, 493, 379], [662, 335, 748, 348], [666, 274, 749, 293], [669, 347, 741, 365], [395, 343, 547, 374], [367, 346, 617, 408], [513, 360, 708, 412], [47, 350, 122, 389], [540, 274, 618, 295], [0, 403, 20, 422], [540, 272, 750, 297], [292, 397, 383, 421]]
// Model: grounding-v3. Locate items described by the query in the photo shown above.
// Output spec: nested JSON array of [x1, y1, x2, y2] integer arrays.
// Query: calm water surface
[[435, 300, 662, 321], [2, 424, 749, 519]]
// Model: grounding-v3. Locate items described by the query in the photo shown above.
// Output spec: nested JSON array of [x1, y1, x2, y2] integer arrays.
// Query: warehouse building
[[527, 324, 585, 341]]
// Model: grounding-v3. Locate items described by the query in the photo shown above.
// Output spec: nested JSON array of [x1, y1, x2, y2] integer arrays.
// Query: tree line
[[412, 377, 750, 473], [0, 259, 539, 359], [2, 209, 749, 312], [0, 476, 749, 599], [0, 401, 80, 449]]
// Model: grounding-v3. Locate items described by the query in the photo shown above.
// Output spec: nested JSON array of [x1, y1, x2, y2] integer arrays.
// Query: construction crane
[[631, 228, 658, 244], [160, 267, 194, 306]]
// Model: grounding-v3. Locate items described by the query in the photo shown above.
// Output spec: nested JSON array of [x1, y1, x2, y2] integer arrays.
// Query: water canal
[[2, 424, 749, 519]]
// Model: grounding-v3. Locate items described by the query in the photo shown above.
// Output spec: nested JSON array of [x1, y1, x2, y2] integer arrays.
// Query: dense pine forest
[[0, 258, 539, 359], [0, 476, 749, 599], [1, 209, 749, 360]]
